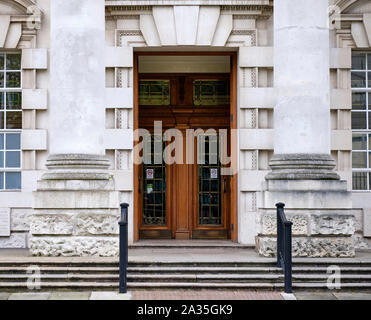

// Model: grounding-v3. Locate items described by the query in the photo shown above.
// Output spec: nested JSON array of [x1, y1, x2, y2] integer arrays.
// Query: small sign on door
[[210, 168, 218, 179], [146, 169, 154, 179]]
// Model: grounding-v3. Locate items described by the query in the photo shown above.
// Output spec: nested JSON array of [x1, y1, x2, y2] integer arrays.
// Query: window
[[139, 80, 170, 106], [193, 79, 230, 106], [0, 53, 21, 190]]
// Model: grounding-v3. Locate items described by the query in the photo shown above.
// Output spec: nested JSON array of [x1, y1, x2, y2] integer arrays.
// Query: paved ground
[[0, 290, 371, 300], [1, 247, 371, 264]]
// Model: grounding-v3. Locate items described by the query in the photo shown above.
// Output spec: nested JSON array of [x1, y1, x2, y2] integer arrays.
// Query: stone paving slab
[[1, 248, 370, 264], [0, 293, 10, 300], [90, 291, 132, 300], [8, 292, 51, 300], [49, 292, 91, 300], [130, 290, 283, 300], [1, 290, 371, 300], [294, 292, 337, 300], [333, 292, 371, 300]]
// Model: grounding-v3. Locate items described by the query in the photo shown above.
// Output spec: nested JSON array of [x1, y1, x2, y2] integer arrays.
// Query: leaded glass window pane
[[142, 135, 167, 226], [139, 80, 170, 106], [198, 135, 222, 226], [193, 80, 230, 106]]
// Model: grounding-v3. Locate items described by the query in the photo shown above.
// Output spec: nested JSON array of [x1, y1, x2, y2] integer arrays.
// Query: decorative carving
[[251, 68, 257, 88]]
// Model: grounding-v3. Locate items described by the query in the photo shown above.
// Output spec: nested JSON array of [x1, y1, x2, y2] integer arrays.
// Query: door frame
[[133, 51, 238, 242]]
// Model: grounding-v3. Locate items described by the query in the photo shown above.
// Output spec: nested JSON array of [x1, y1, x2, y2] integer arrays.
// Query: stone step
[[0, 273, 370, 284], [0, 266, 120, 274], [0, 279, 370, 290], [1, 265, 371, 274], [0, 259, 371, 272]]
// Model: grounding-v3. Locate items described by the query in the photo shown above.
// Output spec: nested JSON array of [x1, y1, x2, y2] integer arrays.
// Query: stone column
[[30, 0, 120, 256], [256, 0, 355, 257]]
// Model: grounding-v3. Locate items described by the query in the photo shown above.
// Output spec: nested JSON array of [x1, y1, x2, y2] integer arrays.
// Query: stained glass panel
[[142, 135, 167, 226], [139, 80, 170, 106], [198, 135, 222, 226], [193, 80, 230, 106]]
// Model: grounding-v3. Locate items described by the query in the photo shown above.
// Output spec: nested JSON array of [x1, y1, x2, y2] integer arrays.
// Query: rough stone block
[[353, 232, 371, 250], [310, 214, 355, 236], [11, 209, 31, 232], [364, 209, 371, 237], [256, 236, 355, 258], [29, 236, 119, 257], [74, 214, 119, 236], [0, 233, 27, 249], [261, 213, 308, 236], [31, 214, 73, 235]]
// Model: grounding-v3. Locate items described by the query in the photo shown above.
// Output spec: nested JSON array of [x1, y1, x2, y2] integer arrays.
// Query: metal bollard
[[119, 203, 129, 294]]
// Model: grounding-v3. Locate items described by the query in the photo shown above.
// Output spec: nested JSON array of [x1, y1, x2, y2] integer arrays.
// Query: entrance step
[[0, 248, 370, 291], [129, 240, 251, 249]]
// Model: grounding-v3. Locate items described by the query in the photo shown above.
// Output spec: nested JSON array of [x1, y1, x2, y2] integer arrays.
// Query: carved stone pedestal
[[30, 154, 120, 257], [256, 154, 355, 258]]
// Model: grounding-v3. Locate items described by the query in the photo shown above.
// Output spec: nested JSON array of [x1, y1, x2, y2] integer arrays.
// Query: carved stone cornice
[[105, 0, 273, 19]]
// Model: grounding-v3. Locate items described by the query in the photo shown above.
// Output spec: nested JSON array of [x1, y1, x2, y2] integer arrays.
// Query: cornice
[[105, 0, 271, 5]]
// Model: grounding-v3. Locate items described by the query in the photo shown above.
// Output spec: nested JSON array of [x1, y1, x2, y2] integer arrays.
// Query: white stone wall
[[335, 0, 371, 249], [1, 0, 371, 250], [0, 0, 49, 249]]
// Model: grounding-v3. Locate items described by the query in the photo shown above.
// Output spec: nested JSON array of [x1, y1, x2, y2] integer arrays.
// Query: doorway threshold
[[130, 240, 252, 249]]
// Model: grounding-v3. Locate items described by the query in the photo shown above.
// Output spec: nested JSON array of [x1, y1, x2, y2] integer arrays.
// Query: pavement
[[1, 247, 371, 264], [0, 290, 371, 300]]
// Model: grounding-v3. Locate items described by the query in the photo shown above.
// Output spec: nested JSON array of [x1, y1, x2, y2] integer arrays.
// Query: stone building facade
[[0, 0, 370, 257]]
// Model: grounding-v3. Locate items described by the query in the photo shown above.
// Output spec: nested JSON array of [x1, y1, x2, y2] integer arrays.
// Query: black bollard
[[119, 203, 129, 294]]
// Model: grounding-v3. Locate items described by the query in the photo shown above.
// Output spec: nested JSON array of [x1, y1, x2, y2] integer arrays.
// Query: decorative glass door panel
[[197, 135, 223, 226], [142, 135, 167, 226]]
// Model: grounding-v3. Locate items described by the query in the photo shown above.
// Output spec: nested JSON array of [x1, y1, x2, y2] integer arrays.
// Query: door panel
[[192, 134, 229, 239], [138, 74, 231, 240], [140, 135, 171, 239]]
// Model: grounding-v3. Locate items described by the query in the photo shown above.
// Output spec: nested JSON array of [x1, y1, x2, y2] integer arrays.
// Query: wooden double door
[[138, 74, 231, 239]]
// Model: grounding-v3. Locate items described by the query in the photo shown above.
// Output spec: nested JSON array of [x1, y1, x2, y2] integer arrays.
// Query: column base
[[257, 154, 355, 258], [265, 154, 340, 180], [30, 154, 120, 257]]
